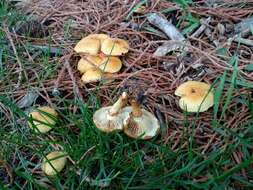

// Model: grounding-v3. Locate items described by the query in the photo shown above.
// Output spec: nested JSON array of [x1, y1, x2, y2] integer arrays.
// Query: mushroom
[[123, 100, 160, 140], [74, 37, 100, 55], [41, 151, 67, 176], [78, 55, 122, 74], [101, 38, 129, 56], [28, 106, 58, 133], [81, 68, 103, 83], [87, 34, 110, 44], [93, 92, 130, 133], [77, 55, 102, 74], [175, 81, 214, 112], [99, 56, 122, 73], [74, 34, 109, 55]]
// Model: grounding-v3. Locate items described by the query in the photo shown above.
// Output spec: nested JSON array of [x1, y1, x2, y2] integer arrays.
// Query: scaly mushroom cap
[[175, 81, 214, 112], [81, 69, 103, 83], [99, 56, 122, 73], [93, 92, 130, 133], [74, 37, 100, 55], [77, 55, 102, 73], [28, 106, 58, 133], [101, 38, 129, 56], [41, 151, 67, 176], [123, 100, 160, 140]]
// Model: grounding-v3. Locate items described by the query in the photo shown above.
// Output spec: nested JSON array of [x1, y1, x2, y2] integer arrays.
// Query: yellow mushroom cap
[[77, 55, 102, 73], [101, 38, 129, 56], [93, 92, 131, 133], [81, 69, 103, 83], [123, 101, 160, 140], [74, 37, 100, 55], [74, 34, 110, 55], [28, 106, 58, 133], [99, 56, 122, 73], [41, 151, 67, 176], [175, 81, 214, 112], [87, 34, 110, 44]]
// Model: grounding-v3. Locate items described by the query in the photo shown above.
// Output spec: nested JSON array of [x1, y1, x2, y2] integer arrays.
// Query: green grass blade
[[126, 0, 147, 20], [221, 56, 238, 117], [213, 71, 227, 119]]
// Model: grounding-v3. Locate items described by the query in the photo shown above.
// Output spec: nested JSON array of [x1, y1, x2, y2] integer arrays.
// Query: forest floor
[[0, 0, 253, 189]]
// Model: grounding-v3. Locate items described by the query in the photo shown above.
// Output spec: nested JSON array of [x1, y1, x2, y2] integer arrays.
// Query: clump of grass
[[1, 1, 253, 190]]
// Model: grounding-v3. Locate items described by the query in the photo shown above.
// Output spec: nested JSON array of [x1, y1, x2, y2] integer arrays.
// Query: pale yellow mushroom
[[74, 37, 100, 55], [74, 34, 110, 55], [93, 92, 131, 133], [87, 34, 110, 44], [101, 38, 129, 56], [41, 151, 67, 176], [175, 81, 214, 112], [28, 106, 58, 133], [77, 55, 102, 73], [99, 56, 122, 73], [123, 100, 160, 140], [81, 69, 103, 83]]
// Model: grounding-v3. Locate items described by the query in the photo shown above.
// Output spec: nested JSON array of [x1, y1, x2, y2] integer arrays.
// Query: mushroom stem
[[130, 100, 142, 117], [109, 92, 128, 116]]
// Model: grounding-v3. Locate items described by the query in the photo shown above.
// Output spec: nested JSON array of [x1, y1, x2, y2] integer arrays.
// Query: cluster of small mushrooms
[[93, 92, 161, 139], [27, 32, 214, 177], [93, 81, 214, 137], [74, 34, 129, 83]]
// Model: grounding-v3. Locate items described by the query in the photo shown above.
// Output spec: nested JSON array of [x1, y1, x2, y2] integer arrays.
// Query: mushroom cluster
[[26, 82, 214, 178], [93, 92, 160, 140], [74, 34, 129, 83]]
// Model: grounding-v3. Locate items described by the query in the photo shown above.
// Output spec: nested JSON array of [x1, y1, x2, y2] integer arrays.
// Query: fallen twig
[[233, 37, 253, 47], [191, 17, 211, 38], [153, 40, 186, 57], [3, 23, 27, 88], [234, 16, 253, 34], [16, 91, 39, 108], [147, 13, 185, 41], [52, 63, 68, 96], [147, 13, 187, 57], [65, 57, 84, 102]]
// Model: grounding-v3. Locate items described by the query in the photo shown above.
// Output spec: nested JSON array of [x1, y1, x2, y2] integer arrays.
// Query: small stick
[[147, 13, 188, 57], [147, 13, 185, 41], [191, 17, 211, 38], [52, 62, 68, 96], [233, 37, 253, 47], [3, 23, 27, 88], [153, 40, 186, 57], [65, 58, 85, 102]]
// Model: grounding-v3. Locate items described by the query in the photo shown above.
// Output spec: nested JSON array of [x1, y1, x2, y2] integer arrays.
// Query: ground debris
[[235, 16, 253, 34], [147, 13, 185, 41], [16, 91, 39, 108], [147, 13, 188, 57]]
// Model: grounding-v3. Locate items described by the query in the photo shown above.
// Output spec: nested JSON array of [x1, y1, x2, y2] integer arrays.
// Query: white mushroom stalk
[[108, 92, 127, 116], [93, 92, 131, 133]]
